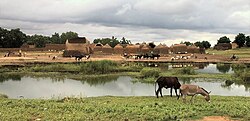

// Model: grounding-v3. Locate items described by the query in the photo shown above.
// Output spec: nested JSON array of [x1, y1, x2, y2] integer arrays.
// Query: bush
[[80, 60, 118, 74], [177, 67, 196, 75], [140, 68, 160, 78]]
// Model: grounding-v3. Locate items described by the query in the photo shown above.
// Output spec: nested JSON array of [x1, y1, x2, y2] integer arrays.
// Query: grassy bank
[[0, 96, 249, 120], [207, 47, 250, 58]]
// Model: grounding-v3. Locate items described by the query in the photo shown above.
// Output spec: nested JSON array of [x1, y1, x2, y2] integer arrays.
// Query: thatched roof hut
[[231, 42, 238, 49], [45, 44, 65, 51], [102, 44, 113, 54], [171, 44, 187, 54], [154, 44, 169, 54], [125, 44, 141, 54], [21, 43, 35, 49], [93, 43, 103, 53], [187, 45, 200, 53], [140, 44, 151, 54], [64, 37, 91, 57], [214, 43, 232, 50], [113, 44, 125, 54]]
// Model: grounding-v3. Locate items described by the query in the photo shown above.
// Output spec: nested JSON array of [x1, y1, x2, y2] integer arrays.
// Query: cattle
[[155, 76, 181, 98], [75, 54, 90, 61]]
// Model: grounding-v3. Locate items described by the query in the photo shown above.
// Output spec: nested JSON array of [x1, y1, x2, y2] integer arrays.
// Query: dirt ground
[[196, 116, 239, 121], [0, 51, 250, 65]]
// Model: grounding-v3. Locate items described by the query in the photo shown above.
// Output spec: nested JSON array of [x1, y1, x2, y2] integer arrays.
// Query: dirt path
[[196, 116, 239, 121]]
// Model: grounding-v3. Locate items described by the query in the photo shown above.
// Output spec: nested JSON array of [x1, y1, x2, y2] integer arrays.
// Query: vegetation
[[140, 68, 160, 78], [217, 36, 231, 44], [93, 36, 131, 48], [234, 33, 246, 48], [207, 47, 250, 58], [0, 96, 249, 120], [194, 41, 211, 49], [176, 67, 196, 75]]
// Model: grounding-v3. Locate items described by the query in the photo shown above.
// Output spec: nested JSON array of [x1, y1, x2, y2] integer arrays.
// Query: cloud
[[0, 0, 249, 46]]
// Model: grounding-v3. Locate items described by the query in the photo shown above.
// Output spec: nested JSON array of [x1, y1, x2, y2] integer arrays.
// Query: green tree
[[51, 32, 62, 44], [0, 27, 26, 48], [201, 41, 211, 49], [234, 33, 246, 48], [28, 34, 50, 48], [246, 36, 250, 47], [60, 31, 78, 43], [181, 41, 192, 46], [120, 37, 131, 44], [217, 36, 231, 44], [93, 37, 119, 48], [194, 41, 211, 49]]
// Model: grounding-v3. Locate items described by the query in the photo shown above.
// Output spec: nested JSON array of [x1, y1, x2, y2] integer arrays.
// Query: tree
[[93, 37, 119, 48], [28, 34, 50, 48], [234, 33, 246, 48], [60, 31, 78, 43], [181, 41, 192, 46], [194, 41, 211, 49], [148, 42, 156, 48], [0, 27, 26, 48], [120, 37, 131, 44], [217, 36, 231, 44], [246, 36, 250, 47], [194, 41, 203, 48], [201, 41, 211, 49], [51, 32, 62, 44]]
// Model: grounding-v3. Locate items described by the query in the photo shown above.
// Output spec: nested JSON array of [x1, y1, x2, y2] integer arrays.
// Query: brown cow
[[155, 76, 181, 98]]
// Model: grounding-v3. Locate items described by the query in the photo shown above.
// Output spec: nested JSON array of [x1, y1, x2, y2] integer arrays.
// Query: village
[[0, 36, 245, 65]]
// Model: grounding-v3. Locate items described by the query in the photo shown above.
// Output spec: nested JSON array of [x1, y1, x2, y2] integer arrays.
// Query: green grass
[[0, 96, 249, 120], [207, 47, 250, 58]]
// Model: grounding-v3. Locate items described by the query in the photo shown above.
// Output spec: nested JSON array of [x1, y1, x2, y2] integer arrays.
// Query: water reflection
[[0, 76, 249, 99], [216, 63, 231, 73]]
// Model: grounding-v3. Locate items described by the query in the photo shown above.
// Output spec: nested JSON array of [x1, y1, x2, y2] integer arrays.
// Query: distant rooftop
[[68, 37, 88, 43]]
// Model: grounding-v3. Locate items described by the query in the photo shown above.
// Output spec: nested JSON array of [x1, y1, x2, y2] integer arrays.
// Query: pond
[[139, 62, 235, 74], [0, 76, 249, 99]]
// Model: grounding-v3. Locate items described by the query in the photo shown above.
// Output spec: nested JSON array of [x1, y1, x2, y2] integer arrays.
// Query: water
[[0, 76, 249, 99]]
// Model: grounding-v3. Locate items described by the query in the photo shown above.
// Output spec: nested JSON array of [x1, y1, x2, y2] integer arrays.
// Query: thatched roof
[[67, 37, 89, 44], [125, 44, 141, 54], [187, 45, 200, 53], [154, 44, 169, 54], [102, 44, 113, 53], [172, 44, 187, 54], [113, 44, 125, 54], [214, 43, 232, 50]]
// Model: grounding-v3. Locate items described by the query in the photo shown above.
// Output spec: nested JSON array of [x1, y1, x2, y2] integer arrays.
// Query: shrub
[[140, 68, 160, 78], [80, 60, 118, 74], [177, 67, 196, 75]]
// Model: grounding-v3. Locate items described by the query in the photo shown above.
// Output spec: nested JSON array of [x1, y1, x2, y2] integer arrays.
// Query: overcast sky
[[0, 0, 249, 46]]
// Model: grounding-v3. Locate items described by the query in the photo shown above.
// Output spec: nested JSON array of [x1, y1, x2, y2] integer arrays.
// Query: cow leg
[[159, 87, 163, 97], [156, 87, 162, 98], [190, 94, 198, 103], [182, 94, 187, 103], [170, 87, 173, 97], [174, 88, 179, 98]]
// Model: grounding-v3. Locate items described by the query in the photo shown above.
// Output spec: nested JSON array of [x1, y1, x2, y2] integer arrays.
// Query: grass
[[207, 47, 250, 58], [0, 96, 249, 120]]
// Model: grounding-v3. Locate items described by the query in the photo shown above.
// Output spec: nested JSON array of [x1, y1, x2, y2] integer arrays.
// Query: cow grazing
[[178, 84, 211, 103], [155, 76, 181, 98], [75, 54, 90, 61]]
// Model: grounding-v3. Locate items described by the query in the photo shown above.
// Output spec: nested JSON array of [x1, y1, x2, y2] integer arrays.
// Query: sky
[[0, 0, 249, 46]]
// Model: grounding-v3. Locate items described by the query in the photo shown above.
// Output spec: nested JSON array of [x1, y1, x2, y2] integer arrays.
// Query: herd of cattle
[[155, 76, 211, 103], [123, 52, 161, 60]]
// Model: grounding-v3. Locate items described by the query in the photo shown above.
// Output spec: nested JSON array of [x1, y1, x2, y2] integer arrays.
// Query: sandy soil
[[196, 116, 239, 121]]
